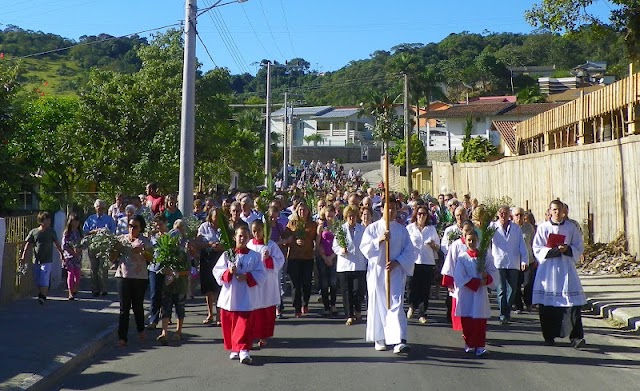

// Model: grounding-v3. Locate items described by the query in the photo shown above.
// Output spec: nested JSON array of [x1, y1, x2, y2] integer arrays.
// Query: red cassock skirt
[[251, 305, 277, 339]]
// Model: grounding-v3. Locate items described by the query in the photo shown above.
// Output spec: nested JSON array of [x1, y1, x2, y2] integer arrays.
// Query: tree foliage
[[525, 0, 640, 63], [457, 117, 499, 163], [391, 134, 427, 167]]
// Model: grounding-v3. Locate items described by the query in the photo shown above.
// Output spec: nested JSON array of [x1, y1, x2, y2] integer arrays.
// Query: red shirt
[[146, 194, 165, 215]]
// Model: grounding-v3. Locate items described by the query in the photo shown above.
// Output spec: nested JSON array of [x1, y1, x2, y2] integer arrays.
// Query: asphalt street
[[56, 292, 640, 391]]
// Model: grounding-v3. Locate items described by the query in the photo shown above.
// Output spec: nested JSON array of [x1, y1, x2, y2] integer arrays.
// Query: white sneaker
[[374, 340, 387, 351], [393, 343, 411, 354], [464, 344, 473, 353], [239, 350, 252, 364], [418, 316, 427, 324], [229, 352, 239, 360], [407, 307, 414, 319]]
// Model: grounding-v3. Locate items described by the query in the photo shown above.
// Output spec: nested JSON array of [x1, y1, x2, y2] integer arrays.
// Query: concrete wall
[[291, 146, 381, 164]]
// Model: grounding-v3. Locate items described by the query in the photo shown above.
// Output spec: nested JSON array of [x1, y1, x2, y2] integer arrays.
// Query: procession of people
[[18, 159, 588, 364]]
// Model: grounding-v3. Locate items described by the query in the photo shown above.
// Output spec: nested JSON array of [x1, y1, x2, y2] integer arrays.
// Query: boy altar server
[[360, 199, 416, 354], [214, 226, 266, 364]]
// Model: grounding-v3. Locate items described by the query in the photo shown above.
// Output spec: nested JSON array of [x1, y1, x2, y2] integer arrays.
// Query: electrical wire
[[10, 22, 182, 60], [279, 0, 296, 57], [212, 7, 250, 73], [240, 2, 272, 59], [257, 0, 286, 59], [200, 0, 250, 73], [195, 28, 219, 68]]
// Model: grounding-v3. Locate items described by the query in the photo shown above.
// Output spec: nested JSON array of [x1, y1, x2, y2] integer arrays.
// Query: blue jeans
[[497, 269, 519, 320], [148, 271, 165, 325]]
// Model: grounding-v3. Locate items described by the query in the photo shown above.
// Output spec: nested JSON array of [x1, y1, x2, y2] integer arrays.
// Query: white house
[[270, 106, 375, 147], [426, 101, 562, 156]]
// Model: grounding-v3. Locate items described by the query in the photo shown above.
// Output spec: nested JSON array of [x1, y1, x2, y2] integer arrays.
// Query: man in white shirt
[[239, 196, 261, 225], [490, 206, 529, 324]]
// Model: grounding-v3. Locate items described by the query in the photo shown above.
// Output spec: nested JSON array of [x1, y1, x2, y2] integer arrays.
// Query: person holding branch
[[360, 198, 415, 354]]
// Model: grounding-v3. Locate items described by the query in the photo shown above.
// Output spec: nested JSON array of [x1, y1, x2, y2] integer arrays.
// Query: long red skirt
[[219, 308, 253, 351], [461, 317, 487, 348], [251, 305, 277, 339], [451, 297, 463, 331]]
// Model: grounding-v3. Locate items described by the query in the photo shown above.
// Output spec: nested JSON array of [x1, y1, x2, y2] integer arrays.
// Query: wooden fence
[[516, 68, 640, 154], [1, 214, 39, 303], [431, 134, 640, 255]]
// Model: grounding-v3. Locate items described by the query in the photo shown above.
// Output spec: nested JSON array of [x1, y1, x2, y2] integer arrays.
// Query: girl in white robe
[[213, 226, 266, 364], [453, 230, 498, 357], [247, 220, 285, 348], [441, 220, 475, 331], [532, 200, 586, 347]]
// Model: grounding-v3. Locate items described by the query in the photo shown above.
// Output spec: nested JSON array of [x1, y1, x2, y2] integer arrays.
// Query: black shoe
[[543, 339, 555, 346], [101, 292, 108, 296], [37, 295, 45, 305], [92, 292, 100, 297]]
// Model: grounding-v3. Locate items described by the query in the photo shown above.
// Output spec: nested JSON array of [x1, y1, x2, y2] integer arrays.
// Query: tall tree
[[525, 0, 640, 64]]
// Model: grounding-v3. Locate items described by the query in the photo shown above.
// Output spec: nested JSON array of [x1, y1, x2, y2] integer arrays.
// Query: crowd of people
[[18, 160, 588, 363]]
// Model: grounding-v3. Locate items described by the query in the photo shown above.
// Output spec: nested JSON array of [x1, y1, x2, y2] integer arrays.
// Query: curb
[[586, 298, 640, 331], [18, 322, 118, 391]]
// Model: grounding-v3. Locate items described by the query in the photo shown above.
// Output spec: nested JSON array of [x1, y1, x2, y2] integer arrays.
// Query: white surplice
[[247, 240, 285, 309], [213, 250, 266, 312], [453, 252, 498, 319], [532, 220, 586, 307], [441, 238, 468, 299], [360, 220, 416, 345]]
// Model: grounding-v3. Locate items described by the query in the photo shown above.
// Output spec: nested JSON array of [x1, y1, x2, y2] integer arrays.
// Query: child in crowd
[[62, 213, 83, 300], [453, 230, 498, 357], [213, 226, 266, 364], [247, 220, 285, 348]]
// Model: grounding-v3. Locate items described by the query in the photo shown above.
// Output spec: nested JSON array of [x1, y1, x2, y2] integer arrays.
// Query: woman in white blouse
[[406, 204, 440, 324], [332, 205, 367, 325]]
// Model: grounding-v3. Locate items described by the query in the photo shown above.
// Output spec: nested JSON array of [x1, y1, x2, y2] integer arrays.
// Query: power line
[[240, 2, 272, 59], [257, 0, 286, 59], [200, 0, 250, 73], [279, 0, 296, 57], [195, 28, 218, 68], [10, 22, 182, 60], [212, 7, 250, 72]]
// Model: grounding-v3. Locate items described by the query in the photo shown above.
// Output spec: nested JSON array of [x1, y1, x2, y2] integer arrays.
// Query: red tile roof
[[504, 103, 563, 115], [491, 120, 519, 154], [425, 103, 514, 118]]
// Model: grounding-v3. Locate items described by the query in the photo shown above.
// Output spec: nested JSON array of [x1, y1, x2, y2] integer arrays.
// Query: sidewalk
[[0, 273, 638, 391], [581, 274, 640, 330]]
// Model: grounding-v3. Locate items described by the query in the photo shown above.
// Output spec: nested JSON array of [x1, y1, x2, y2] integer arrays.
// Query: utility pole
[[264, 61, 272, 185], [282, 91, 288, 188], [178, 0, 197, 215], [404, 72, 412, 193]]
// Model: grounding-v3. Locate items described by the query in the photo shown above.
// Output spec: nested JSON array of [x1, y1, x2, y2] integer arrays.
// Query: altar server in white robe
[[360, 199, 416, 354], [213, 226, 266, 364], [453, 230, 498, 357], [532, 200, 586, 348], [247, 220, 285, 348]]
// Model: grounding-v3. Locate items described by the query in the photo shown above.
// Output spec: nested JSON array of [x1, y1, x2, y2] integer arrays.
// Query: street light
[[178, 0, 247, 215]]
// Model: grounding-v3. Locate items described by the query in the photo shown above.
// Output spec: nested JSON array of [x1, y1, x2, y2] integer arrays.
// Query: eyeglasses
[[129, 224, 140, 229]]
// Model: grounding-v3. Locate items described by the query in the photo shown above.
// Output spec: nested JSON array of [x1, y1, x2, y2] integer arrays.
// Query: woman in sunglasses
[[114, 214, 152, 347]]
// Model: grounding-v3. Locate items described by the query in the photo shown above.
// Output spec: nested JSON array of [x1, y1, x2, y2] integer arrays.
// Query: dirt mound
[[579, 233, 640, 277]]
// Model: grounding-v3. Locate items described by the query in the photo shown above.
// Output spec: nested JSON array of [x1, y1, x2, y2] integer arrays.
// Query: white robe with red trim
[[213, 250, 266, 312], [247, 239, 285, 309]]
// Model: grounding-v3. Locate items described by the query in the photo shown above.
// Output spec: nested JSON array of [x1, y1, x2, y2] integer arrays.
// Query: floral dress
[[62, 230, 82, 270]]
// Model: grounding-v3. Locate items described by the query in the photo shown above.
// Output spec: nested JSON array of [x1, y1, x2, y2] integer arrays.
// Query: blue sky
[[0, 0, 614, 75]]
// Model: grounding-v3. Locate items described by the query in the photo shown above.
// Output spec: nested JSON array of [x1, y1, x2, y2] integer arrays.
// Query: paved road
[[57, 293, 640, 391]]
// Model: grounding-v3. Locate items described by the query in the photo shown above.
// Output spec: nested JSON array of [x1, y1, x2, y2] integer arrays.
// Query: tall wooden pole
[[384, 142, 391, 309]]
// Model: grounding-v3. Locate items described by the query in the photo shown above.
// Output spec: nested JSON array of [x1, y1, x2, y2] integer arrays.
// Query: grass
[[17, 57, 84, 97]]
